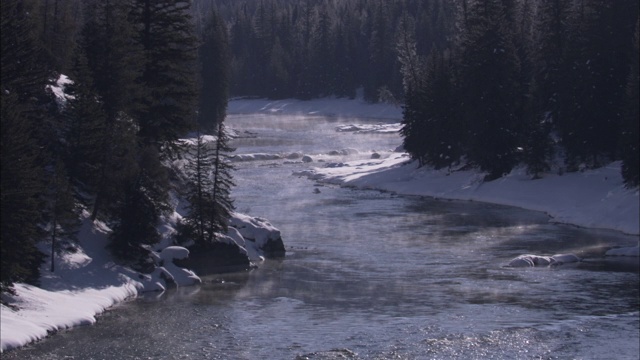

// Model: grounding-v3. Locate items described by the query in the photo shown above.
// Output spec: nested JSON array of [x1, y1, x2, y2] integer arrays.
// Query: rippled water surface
[[6, 114, 639, 359]]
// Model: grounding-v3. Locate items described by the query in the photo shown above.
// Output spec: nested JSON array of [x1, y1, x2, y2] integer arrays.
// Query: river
[[5, 113, 639, 359]]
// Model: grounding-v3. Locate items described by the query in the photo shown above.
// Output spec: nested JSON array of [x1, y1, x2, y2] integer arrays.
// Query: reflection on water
[[4, 114, 638, 360]]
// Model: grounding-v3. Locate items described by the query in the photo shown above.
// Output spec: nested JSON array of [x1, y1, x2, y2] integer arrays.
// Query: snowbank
[[299, 155, 639, 236], [0, 210, 282, 353], [228, 97, 402, 120]]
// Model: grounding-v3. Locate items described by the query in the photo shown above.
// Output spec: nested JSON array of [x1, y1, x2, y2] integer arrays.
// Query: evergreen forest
[[1, 0, 638, 297], [1, 0, 232, 296]]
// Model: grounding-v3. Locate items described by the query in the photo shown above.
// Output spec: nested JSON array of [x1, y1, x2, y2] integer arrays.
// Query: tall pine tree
[[458, 0, 522, 180], [620, 17, 639, 187], [131, 0, 199, 145], [198, 9, 230, 131]]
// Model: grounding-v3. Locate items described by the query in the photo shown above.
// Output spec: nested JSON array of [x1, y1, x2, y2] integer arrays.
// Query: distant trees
[[198, 9, 230, 131], [620, 17, 640, 187], [198, 0, 455, 102]]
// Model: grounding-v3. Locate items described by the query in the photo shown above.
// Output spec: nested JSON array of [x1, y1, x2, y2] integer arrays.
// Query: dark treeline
[[194, 0, 456, 101], [400, 0, 638, 184], [1, 0, 233, 296]]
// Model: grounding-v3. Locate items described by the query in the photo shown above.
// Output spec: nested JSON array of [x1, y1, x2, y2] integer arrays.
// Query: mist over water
[[5, 114, 638, 360]]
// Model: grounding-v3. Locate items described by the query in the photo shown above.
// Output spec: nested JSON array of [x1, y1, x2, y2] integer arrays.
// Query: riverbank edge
[[0, 211, 283, 354], [300, 154, 640, 237]]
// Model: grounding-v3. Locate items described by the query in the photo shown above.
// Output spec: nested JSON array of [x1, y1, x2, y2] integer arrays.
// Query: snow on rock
[[507, 255, 553, 267], [231, 153, 283, 162], [229, 212, 285, 258], [507, 253, 581, 268], [46, 74, 74, 106], [335, 123, 402, 134], [156, 247, 201, 287], [605, 243, 640, 257], [159, 246, 190, 262]]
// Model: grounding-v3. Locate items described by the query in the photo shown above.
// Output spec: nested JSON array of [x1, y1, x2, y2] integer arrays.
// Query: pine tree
[[63, 47, 108, 194], [109, 146, 170, 268], [198, 9, 230, 131], [177, 119, 236, 248], [82, 0, 142, 124], [457, 0, 522, 180], [526, 0, 573, 177], [208, 121, 236, 239], [38, 0, 81, 72], [1, 0, 50, 294], [560, 0, 638, 168], [0, 92, 46, 293], [620, 17, 639, 187], [178, 129, 217, 246], [46, 157, 80, 272], [131, 0, 199, 145], [292, 2, 315, 99], [365, 1, 394, 102], [312, 7, 335, 96]]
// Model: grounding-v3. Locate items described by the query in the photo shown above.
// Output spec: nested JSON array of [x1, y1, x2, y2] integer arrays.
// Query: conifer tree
[[131, 0, 199, 145], [198, 9, 230, 131], [82, 0, 142, 124], [0, 92, 46, 293], [457, 0, 522, 180], [178, 122, 235, 247], [109, 145, 170, 267], [63, 48, 108, 194], [38, 0, 81, 72], [620, 17, 639, 187], [80, 0, 144, 220], [208, 121, 236, 239], [1, 0, 50, 294], [46, 157, 79, 272], [178, 129, 217, 246], [560, 0, 638, 168], [525, 0, 573, 177], [312, 8, 335, 96]]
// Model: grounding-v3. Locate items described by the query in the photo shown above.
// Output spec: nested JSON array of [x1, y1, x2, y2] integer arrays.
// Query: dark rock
[[173, 242, 253, 275], [260, 237, 286, 258]]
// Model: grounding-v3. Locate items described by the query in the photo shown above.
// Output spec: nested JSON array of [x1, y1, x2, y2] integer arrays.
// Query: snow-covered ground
[[297, 155, 639, 236], [227, 96, 403, 120], [2, 96, 638, 353], [0, 210, 280, 353]]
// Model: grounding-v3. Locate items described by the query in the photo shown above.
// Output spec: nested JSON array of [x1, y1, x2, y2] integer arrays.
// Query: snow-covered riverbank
[[0, 210, 281, 353], [298, 154, 639, 236]]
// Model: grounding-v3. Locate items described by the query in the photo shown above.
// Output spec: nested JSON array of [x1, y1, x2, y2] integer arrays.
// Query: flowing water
[[5, 113, 639, 359]]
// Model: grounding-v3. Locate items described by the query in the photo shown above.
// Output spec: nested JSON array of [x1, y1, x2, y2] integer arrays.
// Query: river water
[[6, 113, 639, 359]]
